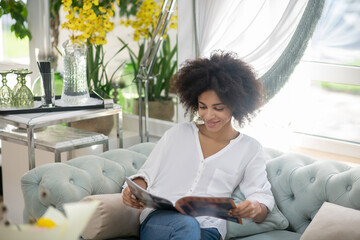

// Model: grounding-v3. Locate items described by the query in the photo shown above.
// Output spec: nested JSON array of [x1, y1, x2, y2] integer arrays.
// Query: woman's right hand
[[122, 186, 145, 209], [122, 177, 148, 209]]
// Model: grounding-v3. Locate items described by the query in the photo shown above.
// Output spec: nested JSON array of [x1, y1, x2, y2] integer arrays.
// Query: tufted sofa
[[21, 142, 360, 240]]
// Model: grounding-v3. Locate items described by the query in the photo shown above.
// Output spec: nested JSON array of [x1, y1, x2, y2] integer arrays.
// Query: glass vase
[[61, 39, 90, 105]]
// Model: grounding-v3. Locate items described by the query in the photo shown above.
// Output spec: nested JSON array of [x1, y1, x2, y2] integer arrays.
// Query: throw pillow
[[300, 202, 360, 240], [80, 193, 141, 240], [225, 187, 289, 239]]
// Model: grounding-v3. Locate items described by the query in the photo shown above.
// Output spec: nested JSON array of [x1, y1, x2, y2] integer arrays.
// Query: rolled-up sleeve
[[127, 130, 169, 191], [239, 145, 275, 211]]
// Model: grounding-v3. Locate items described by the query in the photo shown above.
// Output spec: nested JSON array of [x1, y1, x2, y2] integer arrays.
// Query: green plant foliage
[[119, 36, 177, 101], [118, 0, 139, 19], [320, 81, 360, 95], [0, 0, 31, 40], [87, 43, 128, 97]]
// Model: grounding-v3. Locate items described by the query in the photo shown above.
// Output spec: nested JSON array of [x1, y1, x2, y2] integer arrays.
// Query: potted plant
[[61, 0, 127, 135], [120, 0, 178, 121]]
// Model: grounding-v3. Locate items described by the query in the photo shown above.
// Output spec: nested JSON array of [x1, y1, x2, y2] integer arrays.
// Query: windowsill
[[122, 113, 360, 166], [122, 113, 176, 140], [289, 146, 360, 167]]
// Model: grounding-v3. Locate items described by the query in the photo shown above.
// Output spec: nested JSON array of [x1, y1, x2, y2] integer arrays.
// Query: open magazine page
[[126, 177, 242, 224], [175, 196, 242, 224], [125, 177, 176, 210]]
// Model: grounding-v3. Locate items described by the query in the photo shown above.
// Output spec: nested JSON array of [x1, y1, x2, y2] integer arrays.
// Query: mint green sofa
[[21, 142, 360, 240]]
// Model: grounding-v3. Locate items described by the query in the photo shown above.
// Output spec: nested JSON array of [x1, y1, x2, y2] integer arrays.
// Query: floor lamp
[[136, 0, 177, 142]]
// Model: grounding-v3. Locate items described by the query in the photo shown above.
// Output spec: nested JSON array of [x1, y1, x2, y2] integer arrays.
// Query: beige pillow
[[300, 202, 360, 240], [81, 193, 141, 240]]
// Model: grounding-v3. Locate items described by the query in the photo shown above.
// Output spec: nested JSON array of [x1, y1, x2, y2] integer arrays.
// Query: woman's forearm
[[133, 177, 148, 190]]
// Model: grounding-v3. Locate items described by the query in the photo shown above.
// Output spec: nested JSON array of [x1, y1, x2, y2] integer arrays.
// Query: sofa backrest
[[265, 149, 360, 234]]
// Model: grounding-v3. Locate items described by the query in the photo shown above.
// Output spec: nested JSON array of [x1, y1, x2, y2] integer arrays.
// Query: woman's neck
[[197, 123, 239, 143]]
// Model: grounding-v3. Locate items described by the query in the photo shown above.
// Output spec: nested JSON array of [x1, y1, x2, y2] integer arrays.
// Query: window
[[0, 7, 30, 88], [0, 14, 29, 65], [244, 0, 360, 158]]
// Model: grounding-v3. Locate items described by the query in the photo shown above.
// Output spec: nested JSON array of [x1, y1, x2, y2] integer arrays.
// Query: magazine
[[125, 177, 242, 224]]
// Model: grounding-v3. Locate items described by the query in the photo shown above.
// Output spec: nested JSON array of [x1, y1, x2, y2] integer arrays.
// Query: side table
[[0, 125, 109, 163], [0, 104, 123, 170]]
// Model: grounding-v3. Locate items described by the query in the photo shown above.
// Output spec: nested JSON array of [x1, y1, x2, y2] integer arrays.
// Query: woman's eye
[[199, 106, 207, 109], [215, 108, 224, 111]]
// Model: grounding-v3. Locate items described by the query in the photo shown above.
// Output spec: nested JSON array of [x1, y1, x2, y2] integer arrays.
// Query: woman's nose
[[205, 109, 215, 118]]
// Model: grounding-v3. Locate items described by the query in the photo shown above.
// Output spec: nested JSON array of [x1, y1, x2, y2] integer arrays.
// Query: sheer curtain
[[178, 0, 324, 102]]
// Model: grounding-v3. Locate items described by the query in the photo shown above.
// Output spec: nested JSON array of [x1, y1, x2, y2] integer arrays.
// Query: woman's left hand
[[228, 200, 267, 223], [229, 200, 260, 219]]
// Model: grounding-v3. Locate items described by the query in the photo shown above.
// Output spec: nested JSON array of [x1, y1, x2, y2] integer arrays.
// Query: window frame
[[289, 60, 360, 159]]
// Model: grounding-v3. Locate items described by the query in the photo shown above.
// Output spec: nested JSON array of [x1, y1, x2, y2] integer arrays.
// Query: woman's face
[[198, 90, 233, 133]]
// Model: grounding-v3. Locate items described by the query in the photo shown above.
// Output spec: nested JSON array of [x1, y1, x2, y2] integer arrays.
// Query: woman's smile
[[198, 90, 233, 134]]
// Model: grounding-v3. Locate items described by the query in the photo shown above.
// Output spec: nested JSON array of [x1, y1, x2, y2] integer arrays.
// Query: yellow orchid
[[121, 0, 177, 42], [61, 0, 116, 46]]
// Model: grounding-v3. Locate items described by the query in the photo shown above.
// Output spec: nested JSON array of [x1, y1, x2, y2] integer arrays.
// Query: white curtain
[[178, 0, 324, 102], [195, 0, 307, 76]]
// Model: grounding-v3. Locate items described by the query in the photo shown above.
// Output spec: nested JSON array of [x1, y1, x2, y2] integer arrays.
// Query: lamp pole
[[136, 0, 177, 142]]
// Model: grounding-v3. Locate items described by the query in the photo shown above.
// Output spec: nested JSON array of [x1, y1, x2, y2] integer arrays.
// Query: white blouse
[[130, 122, 274, 239]]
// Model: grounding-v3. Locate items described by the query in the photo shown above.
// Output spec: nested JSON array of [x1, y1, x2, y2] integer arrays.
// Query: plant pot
[[133, 99, 175, 122], [70, 115, 114, 135]]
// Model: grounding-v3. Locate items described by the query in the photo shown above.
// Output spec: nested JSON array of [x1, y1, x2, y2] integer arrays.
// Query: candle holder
[[0, 70, 14, 107], [13, 69, 34, 108], [12, 68, 27, 96]]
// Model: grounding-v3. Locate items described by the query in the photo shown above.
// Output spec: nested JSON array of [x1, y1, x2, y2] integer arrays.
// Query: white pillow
[[300, 202, 360, 240], [81, 193, 141, 240]]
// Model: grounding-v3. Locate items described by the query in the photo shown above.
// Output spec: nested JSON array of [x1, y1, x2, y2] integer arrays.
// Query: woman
[[123, 51, 274, 240]]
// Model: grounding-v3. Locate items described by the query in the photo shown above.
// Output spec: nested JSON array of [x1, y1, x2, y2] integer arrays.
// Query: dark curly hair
[[172, 51, 264, 126]]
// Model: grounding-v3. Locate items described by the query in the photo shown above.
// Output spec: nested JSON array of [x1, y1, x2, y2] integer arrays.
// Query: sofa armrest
[[21, 163, 93, 222]]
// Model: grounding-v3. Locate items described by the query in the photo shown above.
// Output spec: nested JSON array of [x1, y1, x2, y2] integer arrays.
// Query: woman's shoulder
[[166, 121, 196, 136], [236, 132, 263, 151]]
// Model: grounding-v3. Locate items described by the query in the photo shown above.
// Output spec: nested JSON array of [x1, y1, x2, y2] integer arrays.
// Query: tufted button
[[69, 178, 74, 184], [102, 170, 106, 174], [310, 177, 315, 183], [346, 185, 352, 191], [276, 169, 281, 175]]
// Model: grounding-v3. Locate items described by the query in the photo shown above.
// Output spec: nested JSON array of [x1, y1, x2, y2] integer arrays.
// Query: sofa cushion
[[81, 193, 141, 240], [235, 230, 300, 240], [300, 202, 360, 240], [225, 187, 289, 239]]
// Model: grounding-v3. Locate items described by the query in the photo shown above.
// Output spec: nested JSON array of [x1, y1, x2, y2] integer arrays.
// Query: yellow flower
[[99, 6, 106, 13], [36, 217, 57, 229], [62, 0, 117, 46], [120, 0, 177, 42]]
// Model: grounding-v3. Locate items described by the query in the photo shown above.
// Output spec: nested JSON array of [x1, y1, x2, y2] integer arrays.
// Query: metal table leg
[[116, 111, 123, 148], [27, 126, 35, 170]]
